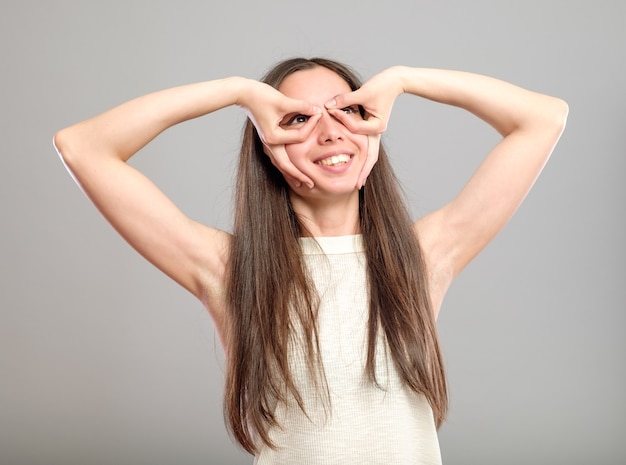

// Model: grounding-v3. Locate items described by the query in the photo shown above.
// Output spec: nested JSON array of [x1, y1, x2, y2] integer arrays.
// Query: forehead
[[278, 66, 352, 104]]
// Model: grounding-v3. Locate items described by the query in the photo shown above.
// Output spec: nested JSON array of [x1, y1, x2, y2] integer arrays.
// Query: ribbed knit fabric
[[254, 235, 442, 465]]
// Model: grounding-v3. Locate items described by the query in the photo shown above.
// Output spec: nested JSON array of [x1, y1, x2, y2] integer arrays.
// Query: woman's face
[[276, 66, 368, 199]]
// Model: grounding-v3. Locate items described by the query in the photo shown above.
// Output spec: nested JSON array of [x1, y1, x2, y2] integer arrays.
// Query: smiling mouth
[[315, 154, 352, 167]]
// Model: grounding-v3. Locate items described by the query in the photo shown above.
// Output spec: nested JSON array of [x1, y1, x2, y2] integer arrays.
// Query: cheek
[[353, 135, 369, 158], [284, 142, 310, 166]]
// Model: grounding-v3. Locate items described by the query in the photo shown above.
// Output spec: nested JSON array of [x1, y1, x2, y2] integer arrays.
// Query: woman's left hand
[[324, 67, 405, 188]]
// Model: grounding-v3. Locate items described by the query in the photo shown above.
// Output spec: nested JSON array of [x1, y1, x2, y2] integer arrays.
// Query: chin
[[309, 183, 359, 199]]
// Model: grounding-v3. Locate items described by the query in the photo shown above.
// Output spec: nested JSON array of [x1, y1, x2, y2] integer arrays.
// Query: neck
[[290, 191, 360, 237]]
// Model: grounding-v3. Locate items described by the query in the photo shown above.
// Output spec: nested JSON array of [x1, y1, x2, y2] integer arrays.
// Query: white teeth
[[317, 154, 351, 167]]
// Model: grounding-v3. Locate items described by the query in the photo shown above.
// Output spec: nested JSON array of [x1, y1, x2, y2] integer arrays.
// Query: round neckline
[[299, 235, 364, 255]]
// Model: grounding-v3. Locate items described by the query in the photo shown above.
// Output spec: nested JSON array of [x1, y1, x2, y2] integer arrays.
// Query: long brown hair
[[225, 57, 447, 454]]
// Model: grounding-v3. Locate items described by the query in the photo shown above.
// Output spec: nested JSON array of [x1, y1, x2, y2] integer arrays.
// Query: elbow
[[53, 127, 91, 192], [540, 97, 569, 154], [527, 96, 569, 139], [502, 96, 569, 138], [53, 128, 74, 167], [53, 126, 92, 171], [552, 97, 569, 132], [543, 97, 569, 137]]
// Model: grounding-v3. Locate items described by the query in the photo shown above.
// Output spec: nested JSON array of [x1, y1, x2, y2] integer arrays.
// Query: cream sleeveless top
[[254, 235, 442, 465]]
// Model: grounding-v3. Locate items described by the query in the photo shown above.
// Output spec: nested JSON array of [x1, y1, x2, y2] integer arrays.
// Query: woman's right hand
[[238, 79, 322, 188]]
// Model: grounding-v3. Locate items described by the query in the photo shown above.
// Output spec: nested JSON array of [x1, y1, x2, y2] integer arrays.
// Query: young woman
[[54, 57, 568, 464]]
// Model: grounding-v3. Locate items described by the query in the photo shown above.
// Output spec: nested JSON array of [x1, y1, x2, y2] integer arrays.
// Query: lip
[[316, 159, 354, 174], [313, 150, 355, 164], [312, 151, 355, 173]]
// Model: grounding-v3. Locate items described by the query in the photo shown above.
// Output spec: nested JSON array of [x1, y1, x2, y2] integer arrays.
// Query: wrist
[[233, 77, 265, 109], [384, 66, 411, 96], [226, 76, 251, 107]]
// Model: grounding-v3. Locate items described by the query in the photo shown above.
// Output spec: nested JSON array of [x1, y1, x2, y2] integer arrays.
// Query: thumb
[[284, 97, 323, 116], [324, 90, 359, 110]]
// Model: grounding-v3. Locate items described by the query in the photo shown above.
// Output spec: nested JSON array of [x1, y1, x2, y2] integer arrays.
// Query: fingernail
[[294, 180, 302, 188], [325, 99, 336, 108], [307, 182, 314, 189], [312, 105, 323, 114]]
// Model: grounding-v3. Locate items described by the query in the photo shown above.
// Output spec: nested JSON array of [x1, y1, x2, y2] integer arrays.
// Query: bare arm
[[327, 67, 568, 315], [404, 68, 568, 310], [54, 77, 320, 313]]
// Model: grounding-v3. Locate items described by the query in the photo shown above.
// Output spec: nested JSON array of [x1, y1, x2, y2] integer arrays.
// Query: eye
[[283, 114, 310, 126], [342, 105, 365, 119]]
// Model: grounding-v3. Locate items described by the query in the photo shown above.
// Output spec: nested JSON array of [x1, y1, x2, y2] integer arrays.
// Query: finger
[[279, 112, 322, 142], [282, 98, 323, 117], [327, 108, 385, 135], [265, 143, 314, 188], [264, 112, 322, 146], [324, 90, 363, 110], [357, 134, 381, 189]]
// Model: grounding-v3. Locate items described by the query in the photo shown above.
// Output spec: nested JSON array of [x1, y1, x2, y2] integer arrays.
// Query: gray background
[[1, 1, 624, 464]]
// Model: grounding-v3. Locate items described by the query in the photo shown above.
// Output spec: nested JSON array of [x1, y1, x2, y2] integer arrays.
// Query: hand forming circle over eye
[[238, 79, 322, 187], [325, 69, 404, 188]]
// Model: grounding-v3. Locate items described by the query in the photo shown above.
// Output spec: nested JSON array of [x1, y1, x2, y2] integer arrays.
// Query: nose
[[315, 110, 344, 144]]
